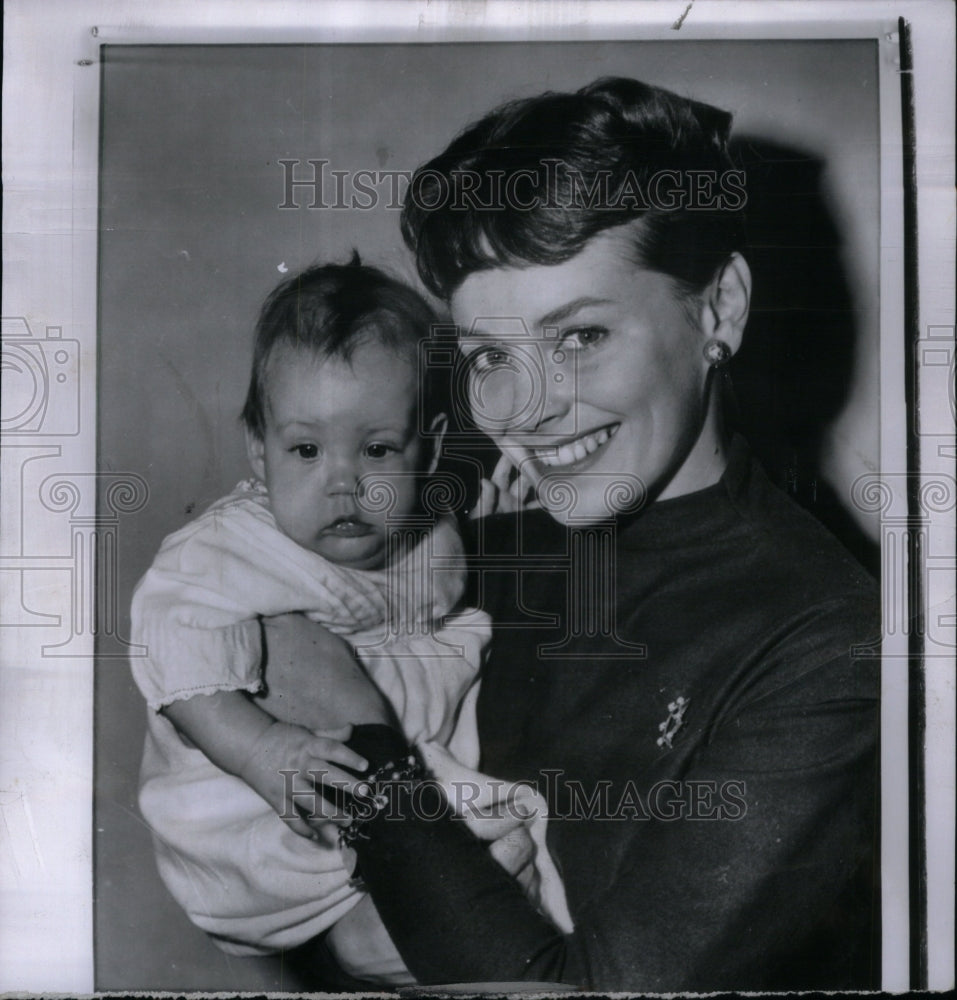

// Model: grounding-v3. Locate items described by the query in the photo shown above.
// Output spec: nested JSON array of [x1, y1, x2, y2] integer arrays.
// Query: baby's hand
[[239, 721, 368, 840], [470, 453, 540, 520]]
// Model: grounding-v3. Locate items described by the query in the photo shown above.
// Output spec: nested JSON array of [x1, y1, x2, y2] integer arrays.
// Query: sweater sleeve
[[346, 595, 879, 991], [346, 725, 573, 985]]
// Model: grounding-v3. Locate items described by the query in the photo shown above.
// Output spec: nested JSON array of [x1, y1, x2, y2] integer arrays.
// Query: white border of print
[[1, 1, 954, 993]]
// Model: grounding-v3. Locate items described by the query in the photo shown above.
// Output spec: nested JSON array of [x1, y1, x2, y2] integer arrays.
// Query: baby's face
[[247, 341, 432, 570]]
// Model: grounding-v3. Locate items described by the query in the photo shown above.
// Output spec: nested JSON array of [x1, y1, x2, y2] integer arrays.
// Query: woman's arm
[[265, 613, 878, 990], [261, 615, 569, 979], [346, 639, 878, 990], [344, 724, 575, 984], [257, 613, 395, 730]]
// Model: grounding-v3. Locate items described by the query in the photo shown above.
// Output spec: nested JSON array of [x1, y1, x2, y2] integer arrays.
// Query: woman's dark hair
[[401, 77, 746, 300], [241, 253, 441, 439]]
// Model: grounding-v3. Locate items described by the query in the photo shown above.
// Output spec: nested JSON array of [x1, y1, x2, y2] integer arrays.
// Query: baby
[[130, 258, 493, 976]]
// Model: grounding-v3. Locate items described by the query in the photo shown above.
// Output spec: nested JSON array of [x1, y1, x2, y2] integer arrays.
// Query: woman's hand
[[257, 613, 394, 732], [470, 453, 541, 520], [488, 824, 537, 895]]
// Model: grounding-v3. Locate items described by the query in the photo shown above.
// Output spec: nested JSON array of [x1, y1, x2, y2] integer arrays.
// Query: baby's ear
[[245, 426, 267, 481], [424, 413, 449, 476]]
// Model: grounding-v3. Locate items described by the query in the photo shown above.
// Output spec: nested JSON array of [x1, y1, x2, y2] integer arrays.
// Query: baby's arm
[[162, 692, 368, 840]]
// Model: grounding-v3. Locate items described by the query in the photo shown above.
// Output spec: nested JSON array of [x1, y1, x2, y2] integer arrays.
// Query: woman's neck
[[656, 395, 732, 503]]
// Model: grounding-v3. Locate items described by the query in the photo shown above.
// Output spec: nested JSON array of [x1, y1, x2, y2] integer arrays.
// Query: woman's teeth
[[535, 425, 618, 467]]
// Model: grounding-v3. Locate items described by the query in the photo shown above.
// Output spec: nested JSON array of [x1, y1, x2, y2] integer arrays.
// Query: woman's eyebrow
[[537, 296, 613, 329], [460, 296, 612, 340]]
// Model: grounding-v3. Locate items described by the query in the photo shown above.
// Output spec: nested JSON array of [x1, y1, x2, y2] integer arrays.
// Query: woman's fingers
[[470, 452, 540, 518], [463, 801, 527, 841], [469, 478, 496, 521], [499, 451, 541, 510], [490, 452, 516, 491], [488, 826, 535, 877], [508, 462, 539, 508]]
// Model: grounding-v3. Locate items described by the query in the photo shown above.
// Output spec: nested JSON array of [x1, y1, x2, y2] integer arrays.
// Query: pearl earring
[[702, 339, 732, 368]]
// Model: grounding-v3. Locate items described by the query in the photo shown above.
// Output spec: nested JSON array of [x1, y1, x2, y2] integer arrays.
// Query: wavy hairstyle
[[401, 77, 746, 300]]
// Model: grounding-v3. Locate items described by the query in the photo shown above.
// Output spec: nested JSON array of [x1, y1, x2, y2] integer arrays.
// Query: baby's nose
[[324, 456, 359, 496]]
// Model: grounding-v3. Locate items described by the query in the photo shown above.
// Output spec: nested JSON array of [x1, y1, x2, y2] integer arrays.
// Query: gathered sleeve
[[130, 510, 269, 710], [130, 489, 388, 710]]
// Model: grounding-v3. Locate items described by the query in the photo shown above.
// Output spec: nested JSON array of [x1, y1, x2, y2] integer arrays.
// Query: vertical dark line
[[92, 41, 106, 992], [898, 16, 927, 992]]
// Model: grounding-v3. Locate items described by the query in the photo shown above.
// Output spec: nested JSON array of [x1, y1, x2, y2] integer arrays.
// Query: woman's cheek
[[470, 366, 540, 432]]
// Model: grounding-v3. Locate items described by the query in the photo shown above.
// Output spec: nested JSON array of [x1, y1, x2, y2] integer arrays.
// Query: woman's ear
[[701, 252, 751, 356], [245, 426, 267, 482], [425, 413, 449, 476]]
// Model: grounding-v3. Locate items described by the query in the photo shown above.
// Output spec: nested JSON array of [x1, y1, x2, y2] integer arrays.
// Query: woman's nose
[[536, 345, 575, 429]]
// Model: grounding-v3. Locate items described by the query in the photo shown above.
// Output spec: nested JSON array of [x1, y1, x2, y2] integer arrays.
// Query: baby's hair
[[241, 253, 441, 439], [401, 77, 746, 301]]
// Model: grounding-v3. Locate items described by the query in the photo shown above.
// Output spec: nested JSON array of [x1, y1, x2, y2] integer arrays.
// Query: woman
[[267, 77, 880, 991]]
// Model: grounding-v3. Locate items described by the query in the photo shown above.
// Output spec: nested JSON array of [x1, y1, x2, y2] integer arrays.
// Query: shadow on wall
[[440, 135, 881, 577], [729, 136, 879, 577]]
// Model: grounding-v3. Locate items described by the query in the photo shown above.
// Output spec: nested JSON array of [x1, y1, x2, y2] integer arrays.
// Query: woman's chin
[[534, 466, 648, 524]]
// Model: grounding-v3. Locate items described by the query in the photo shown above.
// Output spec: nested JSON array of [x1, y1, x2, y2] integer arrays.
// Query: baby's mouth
[[323, 517, 374, 538], [531, 424, 619, 468]]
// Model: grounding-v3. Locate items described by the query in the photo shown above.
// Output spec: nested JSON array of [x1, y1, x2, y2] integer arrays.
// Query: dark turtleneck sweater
[[348, 439, 880, 991]]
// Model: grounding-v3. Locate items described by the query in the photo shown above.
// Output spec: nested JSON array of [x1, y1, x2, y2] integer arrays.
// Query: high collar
[[613, 434, 755, 550], [514, 435, 755, 551], [487, 436, 759, 554]]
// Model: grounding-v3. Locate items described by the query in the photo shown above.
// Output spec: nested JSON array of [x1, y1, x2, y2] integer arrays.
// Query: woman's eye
[[563, 326, 608, 350], [291, 443, 319, 459], [468, 345, 511, 373], [364, 442, 395, 459]]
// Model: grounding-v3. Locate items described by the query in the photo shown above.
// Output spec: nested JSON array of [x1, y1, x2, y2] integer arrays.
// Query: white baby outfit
[[132, 479, 573, 965], [131, 480, 491, 955]]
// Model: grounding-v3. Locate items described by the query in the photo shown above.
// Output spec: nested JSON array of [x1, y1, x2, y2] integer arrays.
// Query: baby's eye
[[562, 326, 608, 350], [291, 443, 319, 459], [364, 442, 397, 459]]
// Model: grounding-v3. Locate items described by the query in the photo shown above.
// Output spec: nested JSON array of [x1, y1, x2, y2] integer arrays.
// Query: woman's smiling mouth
[[532, 424, 619, 468]]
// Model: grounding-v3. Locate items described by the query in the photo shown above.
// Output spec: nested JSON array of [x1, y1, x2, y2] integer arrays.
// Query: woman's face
[[451, 226, 742, 524]]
